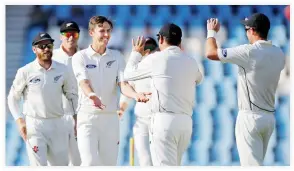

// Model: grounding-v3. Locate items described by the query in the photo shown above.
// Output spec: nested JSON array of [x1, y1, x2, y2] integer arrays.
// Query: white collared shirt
[[7, 60, 78, 119], [120, 56, 152, 117], [52, 46, 79, 115], [217, 40, 285, 113], [124, 46, 203, 116], [72, 45, 126, 114]]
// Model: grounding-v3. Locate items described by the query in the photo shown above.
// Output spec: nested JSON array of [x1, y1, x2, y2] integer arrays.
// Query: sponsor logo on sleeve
[[29, 78, 41, 84], [222, 49, 227, 57], [76, 73, 81, 78]]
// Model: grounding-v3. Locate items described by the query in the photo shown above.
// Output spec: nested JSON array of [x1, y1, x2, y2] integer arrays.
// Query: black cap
[[60, 21, 80, 33], [144, 37, 158, 52], [157, 23, 182, 40], [32, 32, 54, 46], [241, 13, 270, 32]]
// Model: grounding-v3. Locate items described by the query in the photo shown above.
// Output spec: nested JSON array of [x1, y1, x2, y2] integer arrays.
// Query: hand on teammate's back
[[207, 18, 220, 33]]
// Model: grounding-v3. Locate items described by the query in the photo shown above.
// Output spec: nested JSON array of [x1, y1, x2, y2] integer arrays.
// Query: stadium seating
[[6, 5, 290, 166]]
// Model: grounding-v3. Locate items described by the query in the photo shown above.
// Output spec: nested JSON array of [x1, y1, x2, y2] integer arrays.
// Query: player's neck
[[37, 58, 52, 70], [251, 37, 267, 44], [61, 45, 77, 57], [91, 44, 106, 55]]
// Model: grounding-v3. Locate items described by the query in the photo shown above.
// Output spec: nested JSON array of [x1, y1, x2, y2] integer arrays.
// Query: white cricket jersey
[[121, 56, 152, 117], [7, 60, 78, 119], [124, 46, 203, 116], [72, 45, 126, 114], [217, 40, 285, 113], [52, 46, 79, 115]]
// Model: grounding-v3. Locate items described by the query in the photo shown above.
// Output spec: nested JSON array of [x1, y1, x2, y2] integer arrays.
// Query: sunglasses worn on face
[[36, 44, 54, 50], [61, 32, 79, 39], [245, 27, 255, 32]]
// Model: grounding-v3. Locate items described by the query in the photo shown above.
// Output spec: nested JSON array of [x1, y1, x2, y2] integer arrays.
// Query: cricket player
[[205, 13, 285, 165], [119, 37, 158, 166], [71, 16, 150, 166], [7, 32, 78, 166], [124, 23, 203, 166], [52, 21, 81, 166]]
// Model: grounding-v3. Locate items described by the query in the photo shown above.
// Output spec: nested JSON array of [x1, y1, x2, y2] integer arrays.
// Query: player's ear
[[160, 36, 164, 44], [143, 49, 151, 56], [32, 46, 37, 54], [88, 28, 94, 37]]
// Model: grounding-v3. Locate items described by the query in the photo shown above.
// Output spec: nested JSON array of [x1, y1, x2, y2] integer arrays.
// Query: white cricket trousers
[[77, 112, 119, 166], [133, 116, 153, 166], [235, 110, 275, 166], [25, 116, 69, 166], [63, 115, 81, 166], [149, 113, 192, 166]]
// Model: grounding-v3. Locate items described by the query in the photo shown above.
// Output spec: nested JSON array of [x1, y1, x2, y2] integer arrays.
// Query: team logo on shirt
[[32, 146, 39, 153], [29, 78, 41, 84], [86, 64, 97, 69], [222, 49, 227, 57], [54, 75, 62, 82], [106, 60, 116, 68]]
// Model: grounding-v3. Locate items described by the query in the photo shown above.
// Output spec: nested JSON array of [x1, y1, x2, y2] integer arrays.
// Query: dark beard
[[38, 52, 52, 61]]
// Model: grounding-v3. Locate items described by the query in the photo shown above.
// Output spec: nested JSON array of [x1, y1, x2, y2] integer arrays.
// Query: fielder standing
[[71, 16, 150, 166], [205, 13, 285, 165], [52, 21, 81, 166], [7, 32, 78, 166], [119, 37, 158, 166], [124, 23, 203, 166]]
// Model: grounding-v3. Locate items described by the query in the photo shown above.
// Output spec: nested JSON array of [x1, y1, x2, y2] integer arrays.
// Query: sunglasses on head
[[36, 43, 54, 50], [61, 32, 79, 39]]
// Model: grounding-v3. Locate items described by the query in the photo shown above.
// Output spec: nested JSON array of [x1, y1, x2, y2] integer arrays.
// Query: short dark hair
[[163, 36, 181, 46], [144, 37, 158, 52], [88, 16, 113, 31], [254, 28, 269, 39]]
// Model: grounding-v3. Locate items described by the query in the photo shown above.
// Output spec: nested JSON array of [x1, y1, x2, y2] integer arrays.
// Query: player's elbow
[[205, 50, 219, 61]]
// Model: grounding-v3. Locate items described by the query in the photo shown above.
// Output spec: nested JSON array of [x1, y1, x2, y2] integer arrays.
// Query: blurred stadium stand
[[5, 5, 290, 166]]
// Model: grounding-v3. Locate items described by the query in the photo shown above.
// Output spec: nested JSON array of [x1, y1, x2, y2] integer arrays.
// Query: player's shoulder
[[52, 48, 61, 54], [53, 60, 67, 68], [72, 48, 87, 60], [20, 60, 38, 72], [107, 48, 124, 58]]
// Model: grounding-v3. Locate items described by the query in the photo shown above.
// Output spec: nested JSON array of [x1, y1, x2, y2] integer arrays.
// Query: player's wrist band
[[88, 92, 97, 98], [207, 30, 217, 39]]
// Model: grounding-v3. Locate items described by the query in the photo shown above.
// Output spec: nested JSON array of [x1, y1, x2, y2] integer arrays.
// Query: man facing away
[[119, 37, 159, 166], [124, 23, 203, 166], [205, 13, 285, 166]]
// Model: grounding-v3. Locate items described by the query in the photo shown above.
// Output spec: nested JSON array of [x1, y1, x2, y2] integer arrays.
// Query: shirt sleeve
[[72, 52, 89, 83], [124, 51, 153, 81], [62, 69, 78, 115], [119, 93, 132, 104], [217, 44, 251, 68], [194, 61, 204, 85], [7, 68, 26, 120], [117, 52, 126, 83]]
